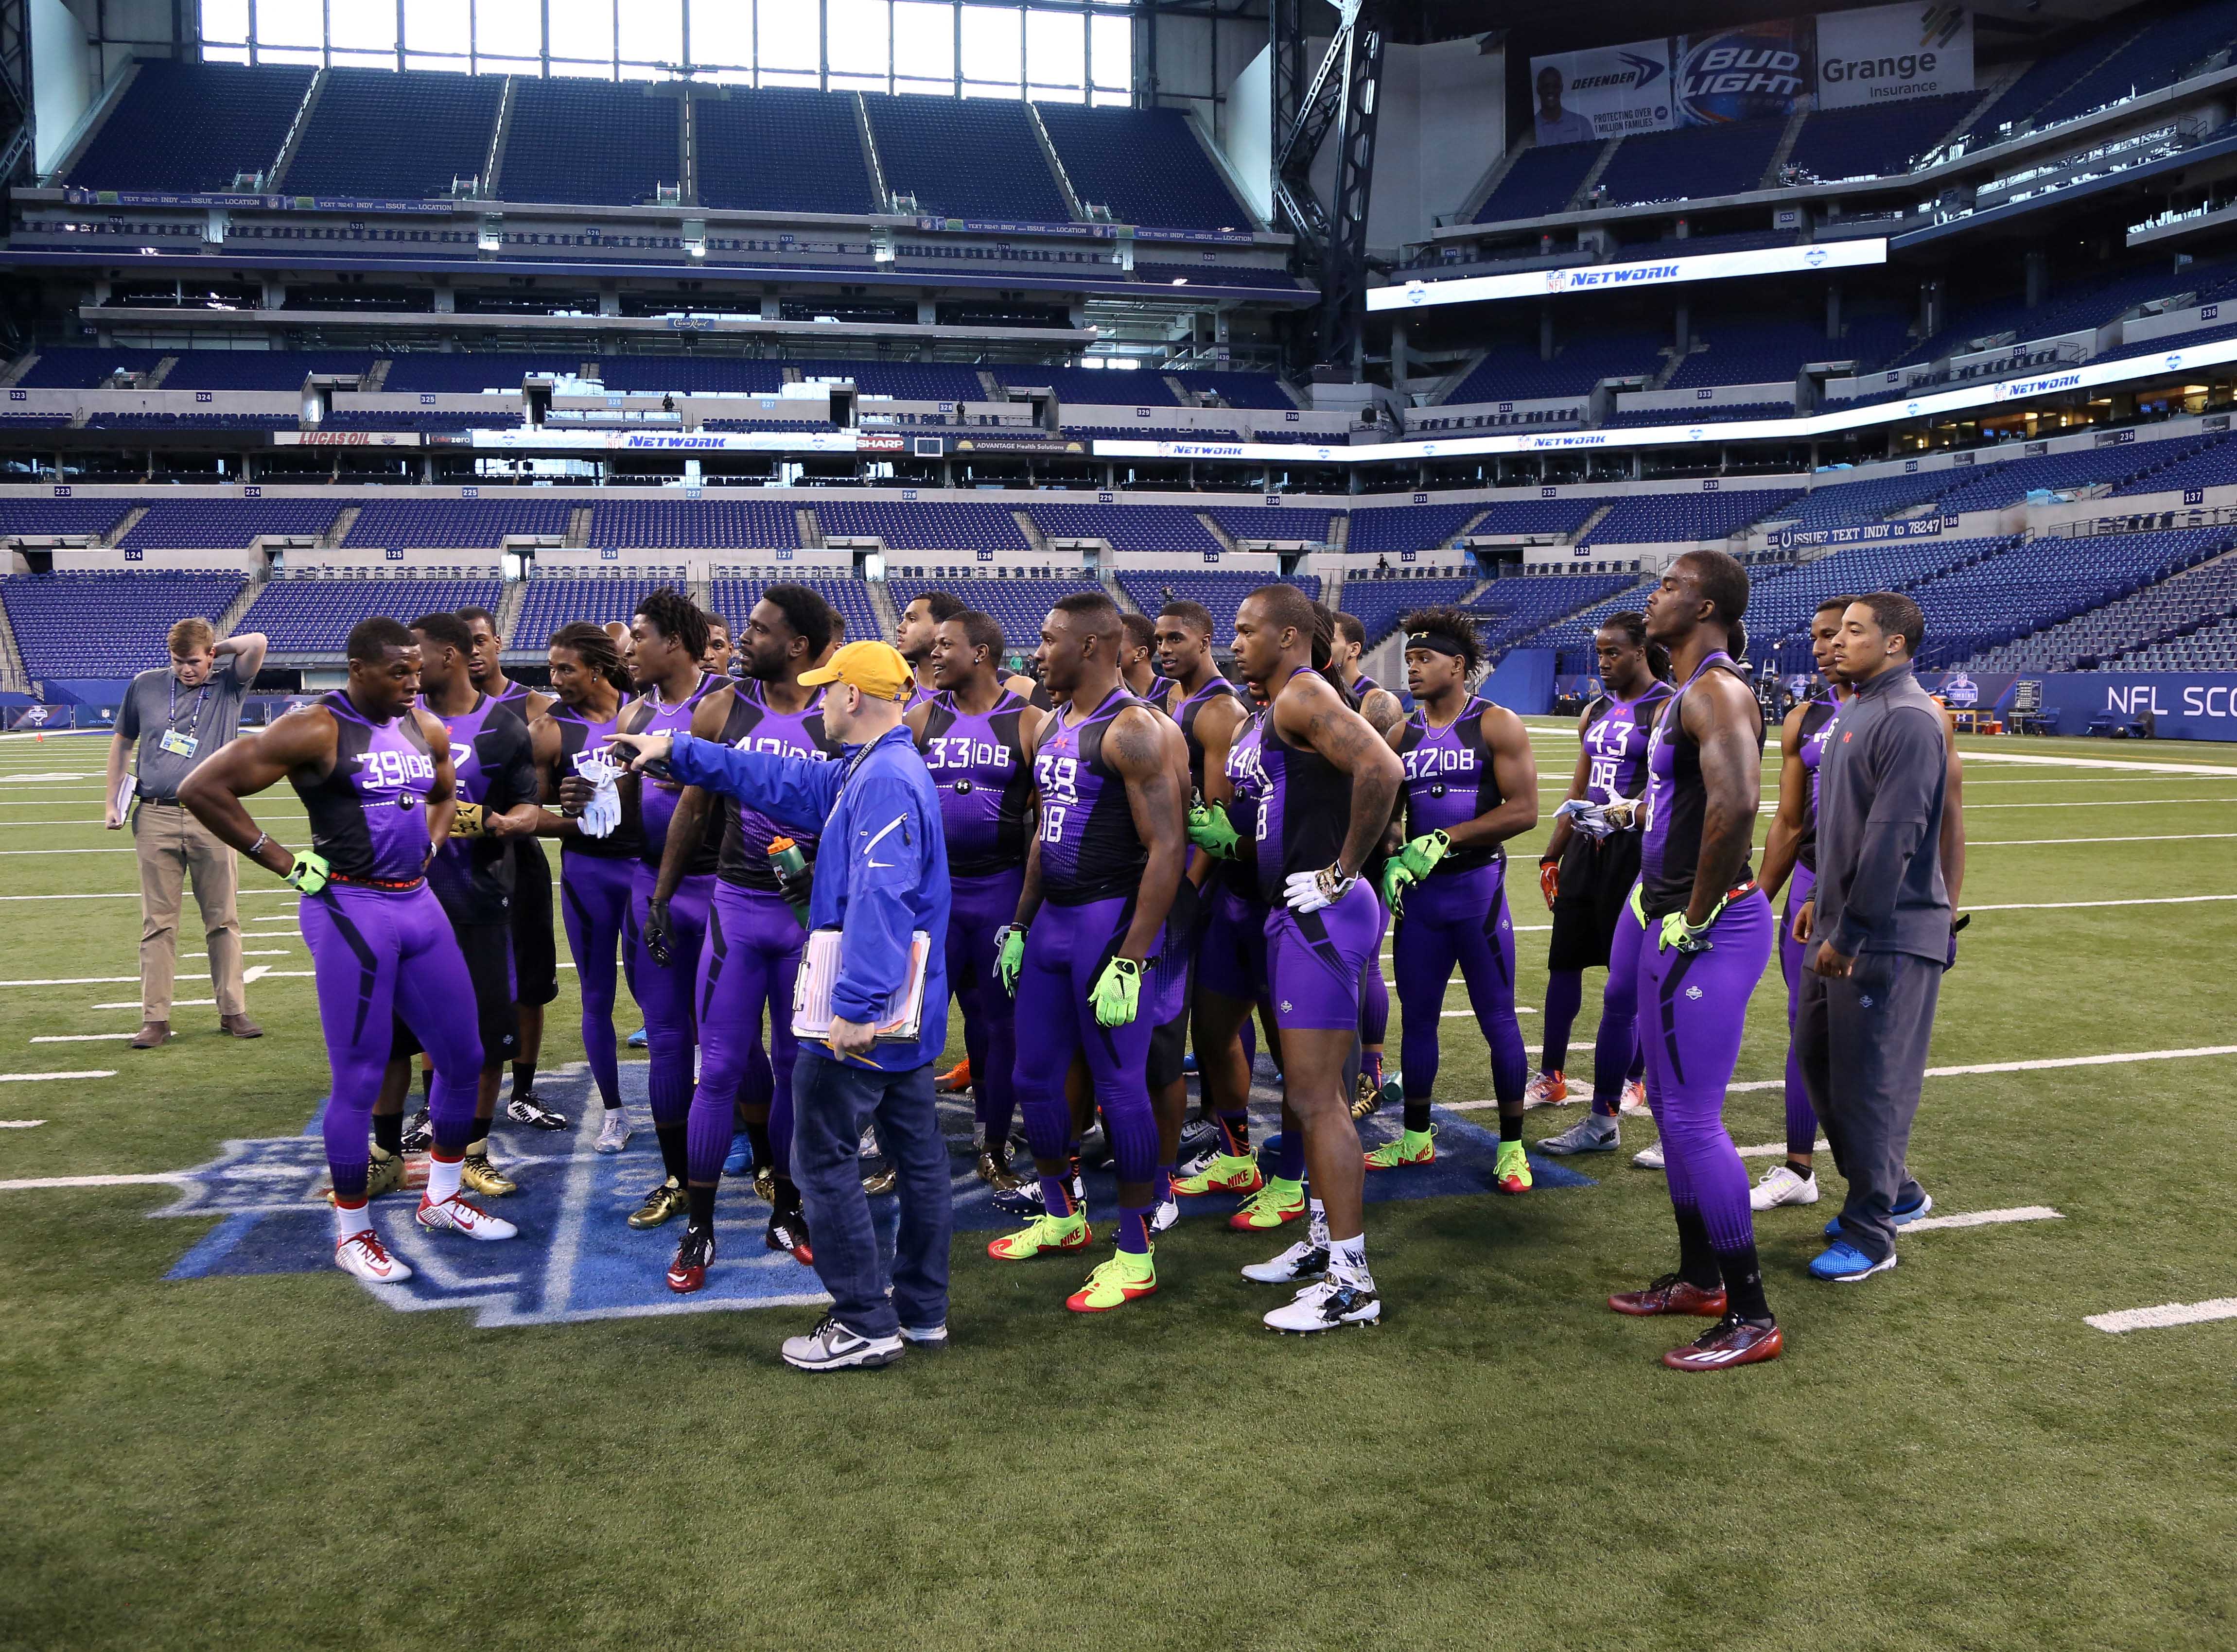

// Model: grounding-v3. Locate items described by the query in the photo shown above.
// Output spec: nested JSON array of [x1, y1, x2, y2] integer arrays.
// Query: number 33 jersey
[[917, 689, 1035, 877], [1032, 686, 1146, 906]]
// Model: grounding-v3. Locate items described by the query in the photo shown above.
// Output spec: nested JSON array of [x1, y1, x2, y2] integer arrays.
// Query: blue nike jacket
[[666, 723, 950, 1073]]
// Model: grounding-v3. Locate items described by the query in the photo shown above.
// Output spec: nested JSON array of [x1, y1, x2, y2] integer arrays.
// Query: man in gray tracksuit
[[1794, 591, 1956, 1283]]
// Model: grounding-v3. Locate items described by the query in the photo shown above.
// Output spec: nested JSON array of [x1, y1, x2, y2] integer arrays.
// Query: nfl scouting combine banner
[[1674, 20, 1812, 125], [1816, 3, 1973, 108], [1528, 40, 1675, 145]]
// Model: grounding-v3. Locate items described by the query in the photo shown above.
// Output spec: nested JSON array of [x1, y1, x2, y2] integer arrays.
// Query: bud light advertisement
[[1676, 21, 1812, 125]]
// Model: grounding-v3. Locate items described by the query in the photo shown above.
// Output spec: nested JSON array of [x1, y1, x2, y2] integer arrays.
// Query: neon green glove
[[1627, 881, 1646, 928], [1380, 857, 1418, 916], [1657, 907, 1719, 955], [995, 924, 1027, 996], [1089, 955, 1143, 1027], [1187, 801, 1240, 861], [281, 848, 331, 897], [1393, 830, 1451, 882]]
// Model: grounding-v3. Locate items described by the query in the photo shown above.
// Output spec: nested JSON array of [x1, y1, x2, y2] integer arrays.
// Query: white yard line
[[2085, 1298, 2237, 1334], [0, 1070, 116, 1083], [0, 889, 297, 902], [30, 1033, 137, 1043], [1966, 893, 2237, 911], [1902, 1205, 2063, 1232], [0, 849, 140, 855], [0, 1119, 47, 1128], [0, 1172, 185, 1190], [1960, 797, 2234, 809], [1969, 833, 2237, 846], [1958, 750, 2237, 776], [1, 976, 140, 987]]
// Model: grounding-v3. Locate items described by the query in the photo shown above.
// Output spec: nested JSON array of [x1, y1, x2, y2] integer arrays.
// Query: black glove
[[1945, 912, 1970, 971], [644, 897, 675, 968], [774, 862, 814, 914]]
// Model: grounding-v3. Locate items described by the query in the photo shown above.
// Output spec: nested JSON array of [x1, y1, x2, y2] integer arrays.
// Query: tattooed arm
[[1108, 703, 1186, 962], [1275, 674, 1404, 879]]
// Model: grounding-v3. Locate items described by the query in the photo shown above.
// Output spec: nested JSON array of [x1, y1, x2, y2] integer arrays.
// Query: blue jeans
[[790, 1053, 951, 1338]]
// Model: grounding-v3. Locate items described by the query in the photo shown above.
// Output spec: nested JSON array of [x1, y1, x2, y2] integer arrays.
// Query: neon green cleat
[[987, 1210, 1091, 1260], [1173, 1154, 1262, 1196], [1066, 1249, 1157, 1312], [1364, 1127, 1436, 1170], [1494, 1139, 1534, 1195], [1227, 1176, 1306, 1232]]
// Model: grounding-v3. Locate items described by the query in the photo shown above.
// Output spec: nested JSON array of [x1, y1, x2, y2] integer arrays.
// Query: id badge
[[159, 730, 199, 758]]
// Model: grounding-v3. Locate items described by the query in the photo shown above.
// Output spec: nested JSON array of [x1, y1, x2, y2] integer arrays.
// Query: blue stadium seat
[[239, 577, 505, 654], [282, 69, 504, 200], [863, 94, 1072, 223], [1034, 104, 1251, 231], [65, 60, 313, 194], [1, 572, 247, 677], [695, 87, 882, 215], [501, 79, 682, 207]]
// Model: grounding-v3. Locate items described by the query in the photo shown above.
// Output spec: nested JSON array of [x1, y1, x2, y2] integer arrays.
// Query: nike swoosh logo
[[862, 814, 906, 869]]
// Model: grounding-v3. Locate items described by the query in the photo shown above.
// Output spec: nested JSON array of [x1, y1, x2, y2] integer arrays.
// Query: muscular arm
[[216, 631, 268, 683], [415, 709, 458, 854], [1107, 705, 1185, 963], [1194, 695, 1244, 807], [1684, 672, 1765, 928], [651, 687, 732, 904], [1012, 713, 1048, 928], [1278, 676, 1404, 880], [526, 714, 581, 839], [178, 708, 338, 879], [1440, 706, 1538, 853], [1540, 708, 1594, 867], [1757, 703, 1811, 902], [1358, 686, 1405, 743]]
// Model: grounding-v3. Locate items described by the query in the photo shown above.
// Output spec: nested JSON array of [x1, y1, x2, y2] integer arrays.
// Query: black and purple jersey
[[1034, 685, 1147, 906], [294, 691, 436, 887], [904, 679, 939, 716], [1639, 653, 1763, 921], [1227, 668, 1353, 906], [715, 678, 840, 891], [1395, 695, 1501, 875], [633, 672, 724, 874], [1580, 680, 1675, 809], [1172, 678, 1244, 798], [552, 700, 641, 860], [419, 692, 537, 923], [1795, 695, 1844, 873], [918, 689, 1034, 877], [486, 678, 537, 733]]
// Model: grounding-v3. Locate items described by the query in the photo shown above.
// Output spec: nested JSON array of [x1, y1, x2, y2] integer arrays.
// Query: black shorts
[[393, 921, 517, 1071], [1548, 829, 1643, 972], [508, 837, 559, 1007], [1145, 879, 1203, 1092]]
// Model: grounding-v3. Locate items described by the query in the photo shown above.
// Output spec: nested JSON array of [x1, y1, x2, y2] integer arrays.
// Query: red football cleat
[[1662, 1315, 1784, 1373], [1608, 1274, 1730, 1318], [666, 1226, 713, 1294]]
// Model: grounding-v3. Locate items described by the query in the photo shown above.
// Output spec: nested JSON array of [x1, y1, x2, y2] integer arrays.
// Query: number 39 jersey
[[294, 690, 437, 885], [917, 689, 1034, 877], [1032, 685, 1146, 906]]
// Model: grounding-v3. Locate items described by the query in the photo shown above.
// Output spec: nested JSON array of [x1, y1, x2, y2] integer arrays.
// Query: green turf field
[[2, 721, 2233, 1651]]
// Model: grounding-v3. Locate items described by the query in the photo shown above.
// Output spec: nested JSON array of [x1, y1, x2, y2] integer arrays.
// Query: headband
[[1405, 631, 1468, 660]]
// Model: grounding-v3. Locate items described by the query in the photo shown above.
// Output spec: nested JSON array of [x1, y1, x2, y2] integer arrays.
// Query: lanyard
[[166, 674, 211, 737]]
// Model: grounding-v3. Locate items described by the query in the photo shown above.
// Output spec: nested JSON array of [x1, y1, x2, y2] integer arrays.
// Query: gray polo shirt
[[116, 655, 253, 802], [1810, 662, 1953, 963]]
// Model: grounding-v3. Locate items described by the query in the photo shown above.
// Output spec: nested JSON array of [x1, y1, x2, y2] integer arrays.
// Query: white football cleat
[[594, 1108, 633, 1155], [1241, 1238, 1328, 1284], [1619, 1079, 1650, 1116], [1750, 1163, 1820, 1210], [1631, 1139, 1666, 1170], [416, 1193, 518, 1241], [334, 1228, 412, 1282], [1264, 1269, 1381, 1333], [1148, 1197, 1180, 1236]]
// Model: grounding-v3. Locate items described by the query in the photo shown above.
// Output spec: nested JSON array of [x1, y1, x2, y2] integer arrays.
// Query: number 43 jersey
[[1581, 680, 1675, 814], [917, 689, 1035, 877], [1032, 686, 1146, 906]]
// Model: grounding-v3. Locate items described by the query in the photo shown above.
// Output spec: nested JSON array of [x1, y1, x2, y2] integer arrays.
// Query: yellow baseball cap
[[799, 639, 913, 700]]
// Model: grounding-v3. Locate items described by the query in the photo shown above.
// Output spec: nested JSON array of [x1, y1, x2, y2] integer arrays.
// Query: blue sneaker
[[1808, 1241, 1898, 1283], [1823, 1189, 1932, 1239], [722, 1131, 752, 1177], [627, 1026, 648, 1049]]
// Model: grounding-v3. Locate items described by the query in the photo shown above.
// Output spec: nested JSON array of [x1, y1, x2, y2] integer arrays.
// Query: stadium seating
[[1503, 577, 1659, 659], [1033, 104, 1250, 232], [14, 348, 173, 389], [994, 365, 1179, 406], [1745, 536, 2016, 649], [321, 410, 525, 430], [121, 501, 342, 549], [1577, 489, 1802, 547], [82, 413, 298, 429], [1967, 547, 2237, 670], [2022, 0, 2237, 129], [1781, 467, 1962, 533], [886, 576, 1101, 650], [2109, 611, 2237, 670], [2110, 433, 2237, 496], [160, 352, 377, 391], [1206, 507, 1337, 544], [1474, 143, 1599, 222], [1605, 402, 1793, 428], [814, 500, 1029, 554], [500, 78, 682, 207], [511, 578, 684, 646], [1932, 437, 2222, 513], [1594, 121, 1783, 206], [282, 69, 504, 200], [704, 576, 879, 647], [381, 354, 587, 393], [1467, 572, 1642, 654], [1907, 528, 2230, 666], [343, 499, 575, 549], [1443, 332, 1667, 404], [0, 499, 135, 540], [1, 571, 248, 678], [585, 499, 799, 550], [695, 87, 882, 215], [1111, 572, 1321, 645], [239, 576, 503, 654], [1340, 577, 1478, 650], [1027, 504, 1219, 554], [863, 94, 1071, 223], [1168, 372, 1295, 410], [1468, 497, 1607, 537], [793, 361, 987, 401], [1668, 321, 1857, 389], [65, 60, 313, 194], [1346, 504, 1486, 554], [1784, 93, 1980, 181]]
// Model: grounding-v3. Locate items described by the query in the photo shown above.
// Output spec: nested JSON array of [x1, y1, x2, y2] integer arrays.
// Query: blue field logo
[[157, 1068, 1592, 1326]]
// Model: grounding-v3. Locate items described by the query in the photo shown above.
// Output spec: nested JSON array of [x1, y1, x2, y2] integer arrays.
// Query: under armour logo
[[1685, 985, 1702, 1000], [1280, 1000, 1293, 1014], [1860, 993, 1875, 1008]]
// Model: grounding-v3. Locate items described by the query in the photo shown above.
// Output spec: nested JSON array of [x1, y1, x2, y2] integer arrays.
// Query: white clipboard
[[791, 926, 932, 1044]]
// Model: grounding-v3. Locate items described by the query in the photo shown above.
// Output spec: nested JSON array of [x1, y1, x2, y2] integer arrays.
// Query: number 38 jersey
[[917, 689, 1034, 877], [1032, 685, 1146, 906], [293, 690, 437, 886]]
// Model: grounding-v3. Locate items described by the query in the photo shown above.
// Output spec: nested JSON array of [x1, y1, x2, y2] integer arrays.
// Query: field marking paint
[[0, 772, 95, 782], [0, 1119, 46, 1128], [0, 1070, 117, 1083], [1964, 894, 2237, 911], [95, 999, 207, 1009], [1922, 1044, 2237, 1077], [0, 889, 297, 902], [1961, 797, 2237, 809], [1902, 1205, 2062, 1232], [1958, 751, 2237, 776], [30, 1033, 136, 1043], [3, 975, 141, 987], [0, 1172, 186, 1190], [0, 849, 142, 855], [1969, 833, 2237, 847], [2085, 1297, 2237, 1334], [1736, 1138, 1830, 1157]]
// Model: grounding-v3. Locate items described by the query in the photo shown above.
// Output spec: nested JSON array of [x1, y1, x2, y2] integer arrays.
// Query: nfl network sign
[[2038, 673, 2237, 741]]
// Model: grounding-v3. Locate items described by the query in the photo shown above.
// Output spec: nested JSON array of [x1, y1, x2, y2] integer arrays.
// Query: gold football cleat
[[629, 1175, 688, 1229], [1350, 1071, 1383, 1121], [462, 1148, 518, 1198], [976, 1147, 1025, 1193]]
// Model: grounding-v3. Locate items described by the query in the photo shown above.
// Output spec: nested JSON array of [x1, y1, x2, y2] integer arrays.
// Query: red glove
[[1538, 858, 1560, 910]]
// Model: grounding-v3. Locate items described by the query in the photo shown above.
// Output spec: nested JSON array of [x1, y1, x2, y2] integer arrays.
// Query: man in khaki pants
[[105, 617, 269, 1048]]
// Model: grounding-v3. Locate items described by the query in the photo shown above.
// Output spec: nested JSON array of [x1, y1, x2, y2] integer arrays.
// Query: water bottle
[[768, 836, 811, 925]]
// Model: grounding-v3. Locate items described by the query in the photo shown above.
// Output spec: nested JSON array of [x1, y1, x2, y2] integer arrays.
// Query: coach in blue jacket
[[611, 640, 952, 1372]]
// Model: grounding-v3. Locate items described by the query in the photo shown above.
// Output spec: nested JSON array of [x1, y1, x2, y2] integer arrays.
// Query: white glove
[[576, 754, 622, 840], [1602, 796, 1642, 832], [1283, 864, 1356, 914], [1555, 798, 1614, 840]]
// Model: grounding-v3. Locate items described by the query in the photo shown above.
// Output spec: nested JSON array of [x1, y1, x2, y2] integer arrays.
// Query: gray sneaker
[[781, 1314, 904, 1372], [1631, 1139, 1666, 1170], [1540, 1114, 1619, 1155]]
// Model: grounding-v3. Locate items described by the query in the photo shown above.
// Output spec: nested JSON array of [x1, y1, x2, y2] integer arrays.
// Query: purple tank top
[[552, 699, 641, 860], [1035, 685, 1146, 905], [716, 678, 838, 889], [1397, 695, 1501, 874], [919, 689, 1034, 877], [1581, 680, 1675, 808], [294, 690, 435, 885], [1796, 694, 1844, 872], [634, 672, 722, 868], [1640, 652, 1761, 920], [1227, 668, 1351, 906]]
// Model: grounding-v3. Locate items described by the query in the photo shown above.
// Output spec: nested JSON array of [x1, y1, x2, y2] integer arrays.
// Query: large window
[[200, 0, 1134, 102]]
